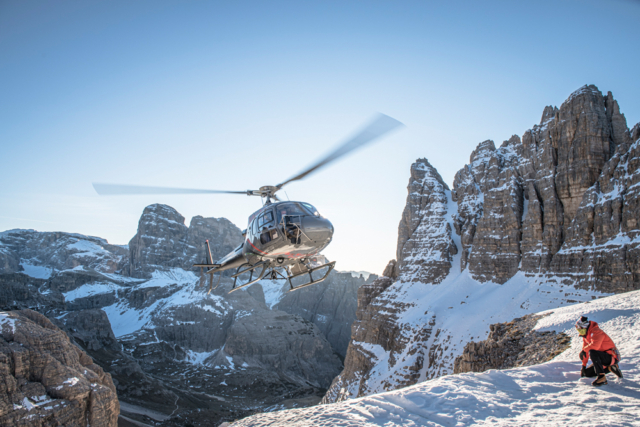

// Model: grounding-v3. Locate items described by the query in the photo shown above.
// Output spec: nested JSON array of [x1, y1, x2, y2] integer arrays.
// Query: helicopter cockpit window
[[301, 203, 320, 217], [259, 211, 275, 228], [257, 211, 277, 245], [277, 203, 306, 223]]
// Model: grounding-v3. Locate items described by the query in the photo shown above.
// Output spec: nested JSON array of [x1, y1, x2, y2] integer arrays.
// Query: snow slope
[[101, 268, 229, 338], [232, 289, 640, 426]]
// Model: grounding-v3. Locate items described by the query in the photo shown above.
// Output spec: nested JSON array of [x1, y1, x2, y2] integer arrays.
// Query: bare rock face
[[322, 260, 416, 403], [220, 307, 341, 388], [453, 137, 526, 283], [550, 122, 640, 293], [451, 85, 637, 290], [395, 159, 456, 283], [0, 309, 119, 427], [520, 86, 632, 279], [128, 204, 243, 278], [554, 87, 622, 224], [518, 106, 565, 272], [0, 273, 64, 311], [273, 271, 376, 358], [453, 314, 571, 373]]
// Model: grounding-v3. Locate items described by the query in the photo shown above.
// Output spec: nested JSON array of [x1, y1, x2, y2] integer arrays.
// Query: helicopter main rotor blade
[[93, 183, 250, 196], [276, 113, 403, 190]]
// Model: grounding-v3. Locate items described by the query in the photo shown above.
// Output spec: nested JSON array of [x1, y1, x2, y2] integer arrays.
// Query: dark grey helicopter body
[[207, 200, 335, 291], [93, 113, 402, 292]]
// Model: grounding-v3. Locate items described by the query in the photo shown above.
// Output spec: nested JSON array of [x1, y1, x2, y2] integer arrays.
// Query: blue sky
[[1, 0, 639, 274]]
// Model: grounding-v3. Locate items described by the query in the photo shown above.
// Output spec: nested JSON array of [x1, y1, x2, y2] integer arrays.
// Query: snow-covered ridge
[[0, 228, 128, 275], [101, 268, 228, 338], [233, 289, 640, 426]]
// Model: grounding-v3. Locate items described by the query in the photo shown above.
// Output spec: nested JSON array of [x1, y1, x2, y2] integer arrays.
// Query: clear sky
[[1, 0, 639, 275]]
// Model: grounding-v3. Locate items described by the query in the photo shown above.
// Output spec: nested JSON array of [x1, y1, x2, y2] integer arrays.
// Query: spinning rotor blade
[[276, 113, 403, 189], [93, 183, 250, 196]]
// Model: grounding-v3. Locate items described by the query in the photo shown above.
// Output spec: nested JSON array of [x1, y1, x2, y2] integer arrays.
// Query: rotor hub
[[259, 185, 279, 197]]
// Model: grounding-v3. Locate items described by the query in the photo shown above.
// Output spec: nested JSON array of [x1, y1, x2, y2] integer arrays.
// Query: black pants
[[585, 350, 612, 376]]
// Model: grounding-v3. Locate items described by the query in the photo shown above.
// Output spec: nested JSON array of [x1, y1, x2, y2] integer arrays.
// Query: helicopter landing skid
[[228, 261, 270, 293], [287, 260, 336, 292]]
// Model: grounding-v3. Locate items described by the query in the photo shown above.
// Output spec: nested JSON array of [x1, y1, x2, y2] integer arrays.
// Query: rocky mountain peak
[[605, 90, 631, 148], [564, 84, 600, 104], [395, 158, 456, 283], [470, 139, 496, 162], [144, 203, 185, 222], [382, 259, 397, 279], [553, 84, 626, 226], [412, 158, 449, 190], [540, 105, 558, 125], [128, 204, 242, 278], [500, 134, 521, 149]]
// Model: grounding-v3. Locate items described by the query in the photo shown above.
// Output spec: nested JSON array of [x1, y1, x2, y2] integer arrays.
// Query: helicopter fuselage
[[212, 201, 334, 273]]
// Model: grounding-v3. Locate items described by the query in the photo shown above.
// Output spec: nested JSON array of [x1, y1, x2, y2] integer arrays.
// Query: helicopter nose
[[302, 216, 334, 243]]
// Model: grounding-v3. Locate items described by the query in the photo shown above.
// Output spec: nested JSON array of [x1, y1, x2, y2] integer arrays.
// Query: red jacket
[[580, 321, 618, 366]]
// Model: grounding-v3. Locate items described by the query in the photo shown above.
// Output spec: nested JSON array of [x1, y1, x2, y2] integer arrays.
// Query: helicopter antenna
[[285, 191, 290, 201]]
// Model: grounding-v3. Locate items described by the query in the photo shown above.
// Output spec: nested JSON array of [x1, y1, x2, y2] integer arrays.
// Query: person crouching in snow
[[576, 316, 623, 386]]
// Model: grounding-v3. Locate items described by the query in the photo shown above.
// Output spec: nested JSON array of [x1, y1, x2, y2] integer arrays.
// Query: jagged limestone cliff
[[324, 85, 640, 404], [128, 203, 243, 278], [451, 85, 637, 291], [0, 310, 119, 427]]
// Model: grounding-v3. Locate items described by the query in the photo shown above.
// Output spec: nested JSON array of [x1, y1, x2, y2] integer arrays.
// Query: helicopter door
[[257, 210, 279, 246]]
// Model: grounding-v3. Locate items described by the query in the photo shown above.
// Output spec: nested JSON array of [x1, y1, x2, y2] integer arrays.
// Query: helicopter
[[93, 113, 403, 293]]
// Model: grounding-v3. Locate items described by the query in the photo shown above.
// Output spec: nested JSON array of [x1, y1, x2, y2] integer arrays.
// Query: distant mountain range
[[0, 204, 376, 426]]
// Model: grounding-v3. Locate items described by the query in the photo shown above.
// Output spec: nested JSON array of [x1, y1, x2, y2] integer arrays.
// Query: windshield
[[300, 202, 320, 217], [276, 203, 307, 223]]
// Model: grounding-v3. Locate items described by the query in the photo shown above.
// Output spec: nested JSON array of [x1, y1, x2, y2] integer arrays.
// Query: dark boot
[[592, 374, 608, 386], [609, 364, 623, 379]]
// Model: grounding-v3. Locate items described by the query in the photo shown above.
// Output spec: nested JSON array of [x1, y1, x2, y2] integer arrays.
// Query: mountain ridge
[[0, 206, 373, 426], [323, 84, 640, 404]]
